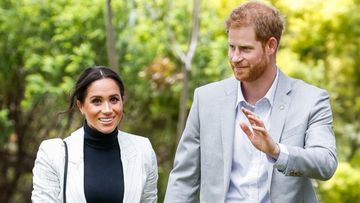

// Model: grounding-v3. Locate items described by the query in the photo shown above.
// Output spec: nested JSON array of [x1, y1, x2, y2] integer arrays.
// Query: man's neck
[[242, 65, 277, 105]]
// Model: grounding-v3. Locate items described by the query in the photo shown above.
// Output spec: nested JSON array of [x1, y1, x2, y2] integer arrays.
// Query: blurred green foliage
[[318, 162, 360, 203], [0, 0, 359, 202]]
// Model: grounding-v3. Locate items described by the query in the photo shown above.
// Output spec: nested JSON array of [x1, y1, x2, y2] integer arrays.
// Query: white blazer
[[32, 127, 158, 203]]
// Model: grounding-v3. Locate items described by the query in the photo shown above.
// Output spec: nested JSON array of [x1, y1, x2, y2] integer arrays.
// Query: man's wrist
[[270, 143, 280, 159]]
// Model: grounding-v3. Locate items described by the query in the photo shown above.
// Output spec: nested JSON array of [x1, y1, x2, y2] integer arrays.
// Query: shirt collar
[[235, 68, 279, 109]]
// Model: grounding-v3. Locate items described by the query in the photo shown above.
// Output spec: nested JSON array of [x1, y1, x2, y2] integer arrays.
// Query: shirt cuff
[[267, 143, 289, 172]]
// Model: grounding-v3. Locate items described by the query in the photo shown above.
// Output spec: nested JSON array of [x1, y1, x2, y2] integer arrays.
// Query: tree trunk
[[106, 0, 119, 73], [0, 67, 26, 203], [176, 64, 190, 142], [175, 0, 201, 142]]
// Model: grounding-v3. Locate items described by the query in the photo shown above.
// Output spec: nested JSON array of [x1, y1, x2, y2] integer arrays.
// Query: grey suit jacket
[[32, 127, 158, 203], [165, 71, 337, 203]]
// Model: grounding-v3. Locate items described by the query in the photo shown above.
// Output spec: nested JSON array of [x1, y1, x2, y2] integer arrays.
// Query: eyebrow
[[89, 94, 121, 99], [229, 42, 254, 48], [239, 45, 253, 49]]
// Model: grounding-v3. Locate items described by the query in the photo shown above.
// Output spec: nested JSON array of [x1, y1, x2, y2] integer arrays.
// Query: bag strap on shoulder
[[62, 140, 68, 203]]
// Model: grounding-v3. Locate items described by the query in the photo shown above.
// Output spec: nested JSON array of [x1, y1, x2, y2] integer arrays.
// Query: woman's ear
[[76, 100, 84, 115]]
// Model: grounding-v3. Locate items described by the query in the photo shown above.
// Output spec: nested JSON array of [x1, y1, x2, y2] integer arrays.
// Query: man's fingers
[[241, 108, 264, 127], [240, 122, 253, 138], [241, 107, 253, 117], [248, 115, 264, 127], [241, 108, 256, 126], [251, 125, 267, 136]]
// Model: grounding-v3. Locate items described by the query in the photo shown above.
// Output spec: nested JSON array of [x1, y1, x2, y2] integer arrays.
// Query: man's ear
[[76, 100, 83, 114], [266, 37, 278, 55]]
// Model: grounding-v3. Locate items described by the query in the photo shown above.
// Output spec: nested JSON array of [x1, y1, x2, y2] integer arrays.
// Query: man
[[165, 1, 337, 203]]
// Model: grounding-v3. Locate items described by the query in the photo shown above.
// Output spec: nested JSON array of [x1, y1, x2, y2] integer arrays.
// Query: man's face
[[228, 26, 269, 82]]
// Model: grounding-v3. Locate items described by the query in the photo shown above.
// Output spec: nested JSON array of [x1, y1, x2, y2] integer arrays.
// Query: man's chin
[[235, 76, 245, 82], [233, 71, 246, 81], [234, 74, 256, 82]]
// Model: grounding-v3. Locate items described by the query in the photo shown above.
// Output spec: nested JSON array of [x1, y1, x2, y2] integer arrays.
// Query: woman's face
[[77, 78, 123, 134]]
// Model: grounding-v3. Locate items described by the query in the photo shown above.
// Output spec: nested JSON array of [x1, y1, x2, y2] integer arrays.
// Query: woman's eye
[[91, 99, 101, 105], [110, 97, 120, 103]]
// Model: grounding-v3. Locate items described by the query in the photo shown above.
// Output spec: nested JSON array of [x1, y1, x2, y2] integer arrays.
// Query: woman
[[32, 66, 158, 203]]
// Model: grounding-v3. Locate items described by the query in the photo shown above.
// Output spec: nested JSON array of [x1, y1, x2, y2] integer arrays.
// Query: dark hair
[[225, 1, 285, 46], [67, 66, 125, 113]]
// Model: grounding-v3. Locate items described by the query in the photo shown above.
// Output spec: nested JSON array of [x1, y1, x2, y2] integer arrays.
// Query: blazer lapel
[[220, 77, 238, 198], [63, 129, 141, 202], [267, 70, 292, 189], [64, 128, 87, 203], [118, 132, 139, 203]]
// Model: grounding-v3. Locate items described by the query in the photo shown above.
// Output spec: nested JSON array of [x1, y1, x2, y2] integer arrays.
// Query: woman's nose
[[102, 102, 111, 113]]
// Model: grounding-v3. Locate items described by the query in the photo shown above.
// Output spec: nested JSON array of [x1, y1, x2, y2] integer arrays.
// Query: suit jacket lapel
[[118, 132, 139, 203], [267, 70, 292, 189], [220, 77, 238, 198], [269, 71, 292, 144]]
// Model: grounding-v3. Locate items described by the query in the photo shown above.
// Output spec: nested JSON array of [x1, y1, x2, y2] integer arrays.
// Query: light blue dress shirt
[[226, 69, 289, 203]]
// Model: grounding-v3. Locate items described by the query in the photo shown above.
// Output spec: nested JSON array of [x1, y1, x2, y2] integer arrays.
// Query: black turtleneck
[[83, 121, 124, 203]]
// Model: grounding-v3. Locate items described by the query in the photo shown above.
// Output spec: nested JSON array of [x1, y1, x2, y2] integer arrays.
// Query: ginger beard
[[230, 47, 269, 83]]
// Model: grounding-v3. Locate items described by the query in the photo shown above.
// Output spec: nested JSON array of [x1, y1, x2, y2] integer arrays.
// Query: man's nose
[[231, 50, 243, 62]]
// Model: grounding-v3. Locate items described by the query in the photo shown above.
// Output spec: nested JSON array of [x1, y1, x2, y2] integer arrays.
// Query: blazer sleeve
[[164, 88, 201, 203], [32, 139, 63, 203], [140, 139, 158, 203], [283, 90, 338, 180]]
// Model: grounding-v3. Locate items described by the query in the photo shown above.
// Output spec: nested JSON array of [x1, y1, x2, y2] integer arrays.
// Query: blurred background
[[1, 0, 360, 202]]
